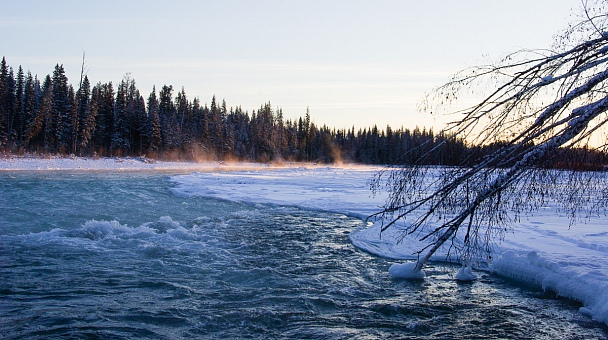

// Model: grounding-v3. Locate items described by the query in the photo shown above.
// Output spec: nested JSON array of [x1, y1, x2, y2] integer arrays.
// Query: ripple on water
[[0, 173, 606, 339]]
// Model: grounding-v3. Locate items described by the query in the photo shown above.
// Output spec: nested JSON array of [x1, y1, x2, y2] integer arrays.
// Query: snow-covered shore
[[2, 156, 608, 325], [0, 155, 275, 172]]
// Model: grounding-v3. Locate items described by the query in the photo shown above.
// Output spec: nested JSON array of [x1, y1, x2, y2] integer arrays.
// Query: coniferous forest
[[0, 57, 604, 168]]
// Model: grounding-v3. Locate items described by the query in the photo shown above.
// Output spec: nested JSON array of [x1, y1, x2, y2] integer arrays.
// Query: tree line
[[0, 57, 604, 167]]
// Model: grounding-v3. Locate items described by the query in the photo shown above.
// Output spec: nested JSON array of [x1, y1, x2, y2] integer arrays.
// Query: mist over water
[[0, 172, 605, 339]]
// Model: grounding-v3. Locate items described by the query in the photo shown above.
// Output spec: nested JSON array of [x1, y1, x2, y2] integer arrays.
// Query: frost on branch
[[371, 0, 608, 273]]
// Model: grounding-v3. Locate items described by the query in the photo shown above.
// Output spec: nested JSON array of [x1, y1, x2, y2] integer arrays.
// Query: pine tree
[[0, 57, 8, 147], [77, 76, 96, 153], [92, 82, 114, 153], [209, 95, 223, 156], [199, 103, 210, 148], [220, 99, 229, 157], [14, 66, 25, 146], [175, 87, 189, 148], [146, 86, 162, 152], [112, 77, 130, 153], [285, 119, 298, 159], [275, 107, 287, 159], [190, 97, 203, 147], [67, 85, 78, 154], [231, 106, 249, 159], [22, 72, 40, 147], [40, 75, 54, 151], [158, 84, 175, 149], [129, 83, 146, 154], [223, 106, 235, 157], [4, 66, 16, 148], [51, 64, 69, 153]]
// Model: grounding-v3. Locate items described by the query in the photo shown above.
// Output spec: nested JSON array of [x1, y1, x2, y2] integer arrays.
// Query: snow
[[455, 265, 477, 282], [2, 156, 608, 325], [388, 262, 426, 279], [0, 154, 274, 172]]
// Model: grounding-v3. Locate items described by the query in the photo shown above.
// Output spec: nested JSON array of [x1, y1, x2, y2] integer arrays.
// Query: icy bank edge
[[351, 223, 608, 325], [491, 250, 608, 325]]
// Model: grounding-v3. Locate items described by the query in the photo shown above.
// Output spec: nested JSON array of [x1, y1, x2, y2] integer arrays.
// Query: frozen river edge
[[2, 155, 608, 326]]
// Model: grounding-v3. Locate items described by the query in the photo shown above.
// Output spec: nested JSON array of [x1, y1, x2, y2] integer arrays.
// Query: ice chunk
[[455, 265, 477, 281], [388, 262, 426, 279]]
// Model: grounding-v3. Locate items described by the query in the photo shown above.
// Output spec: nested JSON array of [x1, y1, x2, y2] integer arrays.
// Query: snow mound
[[388, 262, 426, 279], [455, 265, 477, 281]]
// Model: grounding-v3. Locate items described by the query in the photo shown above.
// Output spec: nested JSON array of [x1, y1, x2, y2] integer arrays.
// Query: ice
[[2, 157, 608, 325], [455, 265, 477, 281], [169, 165, 608, 325], [388, 262, 426, 279]]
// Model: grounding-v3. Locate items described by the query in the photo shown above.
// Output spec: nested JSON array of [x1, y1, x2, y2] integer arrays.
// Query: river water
[[0, 172, 606, 339]]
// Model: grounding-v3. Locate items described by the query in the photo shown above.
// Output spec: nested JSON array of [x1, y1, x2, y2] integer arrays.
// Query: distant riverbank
[[0, 154, 350, 172]]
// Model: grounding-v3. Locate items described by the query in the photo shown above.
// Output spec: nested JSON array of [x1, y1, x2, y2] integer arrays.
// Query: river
[[0, 172, 605, 339]]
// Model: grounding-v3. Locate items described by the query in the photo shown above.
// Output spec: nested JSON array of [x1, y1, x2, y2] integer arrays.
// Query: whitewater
[[1, 156, 608, 337]]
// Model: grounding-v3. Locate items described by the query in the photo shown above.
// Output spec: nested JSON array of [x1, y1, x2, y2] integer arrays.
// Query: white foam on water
[[170, 166, 608, 325]]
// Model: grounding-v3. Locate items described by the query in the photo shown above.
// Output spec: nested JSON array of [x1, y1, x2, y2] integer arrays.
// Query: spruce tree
[[209, 95, 223, 156], [128, 83, 146, 154], [0, 57, 8, 147], [67, 85, 78, 154], [158, 85, 175, 149], [4, 67, 16, 148], [40, 75, 54, 151], [146, 86, 162, 152], [77, 76, 96, 153], [92, 82, 114, 153], [190, 97, 202, 146], [22, 72, 39, 147], [275, 107, 287, 159], [175, 87, 189, 148], [14, 66, 25, 146], [51, 64, 69, 153], [112, 78, 130, 153]]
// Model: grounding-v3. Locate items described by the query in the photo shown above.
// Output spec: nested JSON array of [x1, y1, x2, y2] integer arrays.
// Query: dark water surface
[[0, 172, 606, 339]]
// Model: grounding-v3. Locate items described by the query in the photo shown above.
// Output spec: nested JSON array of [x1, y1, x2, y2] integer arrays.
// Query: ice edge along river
[[2, 155, 608, 326]]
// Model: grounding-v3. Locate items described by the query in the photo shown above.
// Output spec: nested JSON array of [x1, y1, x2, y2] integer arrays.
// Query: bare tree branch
[[372, 0, 608, 274]]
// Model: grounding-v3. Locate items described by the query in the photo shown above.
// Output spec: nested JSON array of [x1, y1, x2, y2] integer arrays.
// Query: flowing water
[[0, 172, 606, 339]]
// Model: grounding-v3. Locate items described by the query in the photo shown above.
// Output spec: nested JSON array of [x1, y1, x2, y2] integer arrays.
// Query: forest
[[0, 57, 604, 168]]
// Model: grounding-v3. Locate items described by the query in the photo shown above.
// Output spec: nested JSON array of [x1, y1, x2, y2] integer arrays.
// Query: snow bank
[[170, 165, 385, 220], [492, 251, 608, 324], [0, 155, 273, 172]]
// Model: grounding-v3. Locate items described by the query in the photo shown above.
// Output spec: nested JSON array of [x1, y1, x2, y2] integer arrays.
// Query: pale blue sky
[[1, 0, 578, 130]]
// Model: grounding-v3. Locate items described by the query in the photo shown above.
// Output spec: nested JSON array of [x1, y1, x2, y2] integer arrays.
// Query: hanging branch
[[371, 0, 608, 273]]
